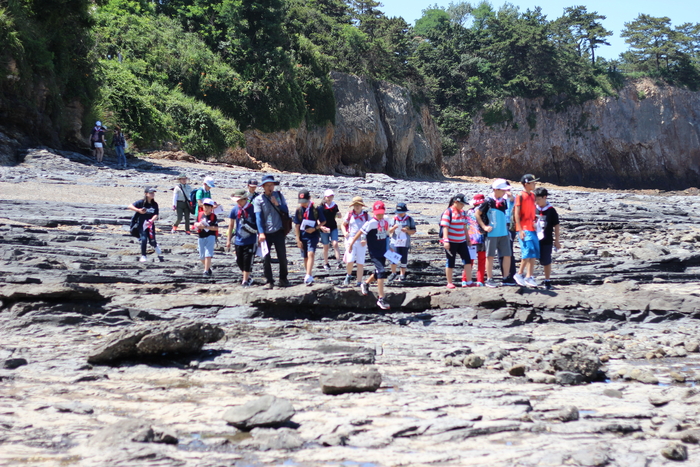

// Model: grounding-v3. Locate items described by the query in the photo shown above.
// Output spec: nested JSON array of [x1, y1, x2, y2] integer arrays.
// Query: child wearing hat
[[194, 198, 219, 277], [514, 174, 540, 287], [476, 180, 512, 287], [294, 189, 327, 286], [171, 174, 192, 234], [388, 203, 416, 282], [348, 200, 391, 310], [440, 193, 472, 289], [534, 187, 560, 290], [226, 189, 257, 287], [341, 196, 369, 287], [127, 187, 163, 263], [320, 189, 342, 271], [464, 194, 487, 286], [194, 177, 218, 219], [246, 178, 259, 202]]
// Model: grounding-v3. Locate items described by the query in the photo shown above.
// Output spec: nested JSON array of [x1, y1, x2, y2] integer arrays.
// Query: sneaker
[[139, 255, 148, 263], [461, 281, 468, 287], [205, 269, 213, 277], [355, 282, 363, 288], [446, 283, 456, 289], [387, 272, 398, 282], [464, 281, 477, 288], [376, 297, 390, 310], [278, 279, 291, 288], [263, 282, 274, 290], [476, 282, 485, 287], [323, 263, 331, 271], [241, 280, 250, 288], [502, 276, 517, 286], [513, 273, 527, 286], [305, 275, 314, 286], [360, 282, 369, 296], [337, 261, 345, 269], [171, 227, 177, 233], [524, 276, 538, 287], [185, 230, 191, 235], [397, 274, 406, 282], [544, 280, 553, 290], [343, 275, 352, 287], [155, 245, 162, 256], [246, 278, 254, 287], [484, 278, 499, 288]]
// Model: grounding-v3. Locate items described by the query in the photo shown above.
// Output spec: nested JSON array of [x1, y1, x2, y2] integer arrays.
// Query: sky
[[377, 0, 700, 60]]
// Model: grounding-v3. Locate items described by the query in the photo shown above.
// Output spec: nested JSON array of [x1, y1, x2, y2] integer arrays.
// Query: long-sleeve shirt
[[172, 184, 192, 206]]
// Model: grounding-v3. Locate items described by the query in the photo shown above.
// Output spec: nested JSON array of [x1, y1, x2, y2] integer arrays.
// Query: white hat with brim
[[492, 178, 510, 191], [201, 198, 215, 206]]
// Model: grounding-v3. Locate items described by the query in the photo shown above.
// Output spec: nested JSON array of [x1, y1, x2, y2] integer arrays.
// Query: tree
[[414, 7, 450, 37], [558, 6, 612, 65], [621, 14, 674, 71]]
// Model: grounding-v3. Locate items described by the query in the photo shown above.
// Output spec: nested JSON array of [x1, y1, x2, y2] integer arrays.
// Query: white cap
[[96, 121, 102, 126], [203, 177, 216, 188], [492, 178, 510, 191], [202, 198, 215, 206], [324, 189, 335, 197]]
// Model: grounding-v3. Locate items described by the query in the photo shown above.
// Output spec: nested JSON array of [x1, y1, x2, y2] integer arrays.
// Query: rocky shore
[[1, 149, 700, 466]]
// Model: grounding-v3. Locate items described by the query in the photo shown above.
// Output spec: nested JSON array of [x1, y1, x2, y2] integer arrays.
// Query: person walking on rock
[[294, 189, 327, 286], [320, 190, 342, 271], [128, 187, 162, 263], [440, 194, 472, 289], [388, 203, 416, 283], [341, 196, 369, 287], [253, 174, 291, 289], [171, 174, 192, 234], [90, 121, 106, 164], [514, 174, 540, 287], [194, 198, 219, 277], [348, 200, 391, 310], [111, 126, 127, 169], [464, 194, 486, 286], [194, 177, 218, 219], [226, 189, 257, 287], [476, 179, 513, 287], [534, 187, 561, 290]]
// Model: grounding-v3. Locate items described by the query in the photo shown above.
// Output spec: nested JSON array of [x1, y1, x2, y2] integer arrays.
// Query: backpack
[[466, 210, 484, 244], [188, 188, 201, 215], [438, 209, 452, 238]]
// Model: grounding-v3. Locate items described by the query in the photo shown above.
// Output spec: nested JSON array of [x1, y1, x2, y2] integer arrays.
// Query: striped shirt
[[440, 207, 468, 243]]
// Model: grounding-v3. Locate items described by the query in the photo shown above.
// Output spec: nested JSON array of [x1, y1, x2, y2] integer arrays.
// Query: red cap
[[372, 201, 386, 214], [472, 193, 485, 205]]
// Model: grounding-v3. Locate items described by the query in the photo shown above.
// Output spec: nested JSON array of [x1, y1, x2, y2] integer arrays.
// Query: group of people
[[127, 172, 561, 310], [89, 120, 127, 168]]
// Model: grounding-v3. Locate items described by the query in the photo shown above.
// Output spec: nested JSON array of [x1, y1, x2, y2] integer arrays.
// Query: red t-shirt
[[516, 191, 536, 231]]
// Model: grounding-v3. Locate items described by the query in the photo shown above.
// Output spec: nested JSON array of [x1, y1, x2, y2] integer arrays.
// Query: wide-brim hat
[[261, 174, 280, 185], [349, 196, 365, 207], [230, 189, 248, 202], [176, 173, 188, 180], [395, 202, 409, 213]]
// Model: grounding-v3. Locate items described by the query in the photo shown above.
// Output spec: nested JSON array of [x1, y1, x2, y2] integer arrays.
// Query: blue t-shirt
[[478, 197, 511, 237], [229, 203, 257, 246], [293, 203, 326, 240]]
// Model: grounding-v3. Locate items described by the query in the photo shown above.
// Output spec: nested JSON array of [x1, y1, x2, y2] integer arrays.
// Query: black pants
[[236, 244, 255, 273], [262, 229, 288, 284]]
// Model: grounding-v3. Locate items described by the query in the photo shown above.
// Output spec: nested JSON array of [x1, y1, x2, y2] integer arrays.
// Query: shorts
[[94, 142, 103, 148], [485, 235, 511, 257], [539, 243, 553, 266], [320, 229, 339, 245], [445, 241, 470, 269], [394, 246, 409, 268], [344, 243, 366, 265], [198, 235, 216, 259], [299, 235, 319, 259], [518, 230, 540, 259], [369, 254, 388, 279]]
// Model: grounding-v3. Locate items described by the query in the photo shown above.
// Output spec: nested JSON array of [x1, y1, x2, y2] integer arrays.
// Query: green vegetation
[[1, 0, 699, 159]]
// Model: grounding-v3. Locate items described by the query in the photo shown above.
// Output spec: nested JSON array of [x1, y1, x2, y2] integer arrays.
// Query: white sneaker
[[513, 273, 527, 286], [524, 276, 538, 287], [305, 275, 314, 286], [155, 245, 162, 255], [139, 256, 148, 262], [360, 282, 368, 296]]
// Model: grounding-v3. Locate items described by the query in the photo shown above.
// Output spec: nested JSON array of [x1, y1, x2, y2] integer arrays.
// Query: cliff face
[[243, 72, 443, 178], [445, 79, 700, 189]]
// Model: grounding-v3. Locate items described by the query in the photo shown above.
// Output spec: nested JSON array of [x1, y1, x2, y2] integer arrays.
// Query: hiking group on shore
[[128, 172, 561, 309]]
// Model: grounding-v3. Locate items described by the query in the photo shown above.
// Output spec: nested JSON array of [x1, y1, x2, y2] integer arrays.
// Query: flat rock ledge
[[87, 319, 225, 364], [223, 395, 295, 431]]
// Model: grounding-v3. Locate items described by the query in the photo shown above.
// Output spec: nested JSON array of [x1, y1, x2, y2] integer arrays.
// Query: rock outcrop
[[445, 78, 700, 189], [243, 72, 443, 178]]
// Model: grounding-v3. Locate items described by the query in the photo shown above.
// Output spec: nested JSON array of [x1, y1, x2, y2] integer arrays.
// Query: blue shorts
[[198, 236, 216, 259], [320, 229, 339, 245], [300, 235, 319, 258], [518, 231, 540, 259]]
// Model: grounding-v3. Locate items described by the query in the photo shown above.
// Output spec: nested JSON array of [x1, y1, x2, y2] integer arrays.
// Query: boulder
[[661, 442, 688, 461], [223, 395, 295, 430], [550, 343, 601, 382], [87, 319, 225, 364], [320, 366, 382, 395]]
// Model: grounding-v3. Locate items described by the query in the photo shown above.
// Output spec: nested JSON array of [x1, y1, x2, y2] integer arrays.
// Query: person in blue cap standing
[[253, 174, 291, 289]]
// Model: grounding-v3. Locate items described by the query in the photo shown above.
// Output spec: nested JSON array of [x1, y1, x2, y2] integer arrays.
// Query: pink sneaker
[[446, 283, 456, 289]]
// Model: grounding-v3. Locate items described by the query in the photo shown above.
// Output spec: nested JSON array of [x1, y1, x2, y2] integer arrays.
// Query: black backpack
[[188, 188, 201, 215]]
